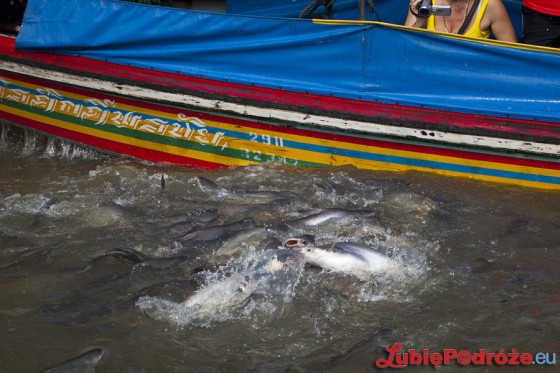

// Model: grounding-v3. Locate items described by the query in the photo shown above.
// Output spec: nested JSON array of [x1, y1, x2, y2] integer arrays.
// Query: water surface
[[1, 124, 559, 372]]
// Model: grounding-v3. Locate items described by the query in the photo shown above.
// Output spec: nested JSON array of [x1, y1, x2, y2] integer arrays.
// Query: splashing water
[[0, 122, 103, 160], [137, 248, 306, 327]]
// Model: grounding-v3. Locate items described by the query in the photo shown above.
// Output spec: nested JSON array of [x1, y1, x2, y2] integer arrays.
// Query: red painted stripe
[[2, 35, 559, 141]]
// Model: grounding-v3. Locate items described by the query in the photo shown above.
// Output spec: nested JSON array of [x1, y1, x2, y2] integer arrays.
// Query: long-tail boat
[[1, 0, 558, 189]]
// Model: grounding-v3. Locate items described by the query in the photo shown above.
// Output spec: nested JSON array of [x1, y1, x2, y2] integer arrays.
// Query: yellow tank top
[[427, 0, 490, 39]]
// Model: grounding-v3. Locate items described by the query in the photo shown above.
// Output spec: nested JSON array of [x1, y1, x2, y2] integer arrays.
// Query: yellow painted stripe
[[216, 120, 559, 178], [246, 133, 559, 179], [225, 136, 560, 189], [1, 104, 255, 167]]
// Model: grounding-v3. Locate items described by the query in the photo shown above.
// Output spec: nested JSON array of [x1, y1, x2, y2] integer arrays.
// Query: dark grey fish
[[85, 202, 128, 227], [194, 176, 229, 197], [195, 208, 221, 224], [194, 176, 309, 207], [103, 181, 125, 194], [216, 199, 299, 226], [161, 208, 220, 226], [179, 218, 256, 242], [43, 197, 62, 211], [38, 301, 113, 327], [100, 248, 192, 270], [101, 248, 148, 264], [133, 279, 200, 304], [288, 208, 374, 226], [0, 188, 9, 200], [321, 328, 395, 372], [135, 209, 220, 240], [42, 347, 104, 373], [134, 221, 195, 241], [212, 227, 268, 258], [0, 247, 53, 271]]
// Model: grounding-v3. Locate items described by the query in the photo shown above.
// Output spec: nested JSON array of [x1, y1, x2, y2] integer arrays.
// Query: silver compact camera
[[417, 0, 451, 17]]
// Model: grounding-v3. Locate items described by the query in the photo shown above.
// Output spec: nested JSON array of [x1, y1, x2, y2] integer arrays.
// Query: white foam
[[136, 249, 305, 327]]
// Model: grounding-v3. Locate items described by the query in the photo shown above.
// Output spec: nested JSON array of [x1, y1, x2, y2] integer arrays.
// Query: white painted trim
[[1, 60, 559, 156]]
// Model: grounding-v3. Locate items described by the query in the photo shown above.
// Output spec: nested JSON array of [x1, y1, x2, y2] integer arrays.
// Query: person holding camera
[[405, 0, 517, 42], [522, 1, 560, 47]]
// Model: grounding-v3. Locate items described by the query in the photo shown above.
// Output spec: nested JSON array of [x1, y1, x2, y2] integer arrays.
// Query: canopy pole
[[358, 0, 366, 20]]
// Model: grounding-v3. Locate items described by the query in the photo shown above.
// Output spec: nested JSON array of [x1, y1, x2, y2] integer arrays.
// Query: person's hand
[[405, 0, 429, 28], [409, 0, 423, 16]]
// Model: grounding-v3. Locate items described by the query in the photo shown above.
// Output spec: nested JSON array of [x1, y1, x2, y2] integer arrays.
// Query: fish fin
[[328, 239, 339, 252], [43, 347, 104, 372], [195, 176, 229, 197]]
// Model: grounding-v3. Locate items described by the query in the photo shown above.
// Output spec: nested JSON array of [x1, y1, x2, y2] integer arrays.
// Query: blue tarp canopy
[[15, 0, 559, 122]]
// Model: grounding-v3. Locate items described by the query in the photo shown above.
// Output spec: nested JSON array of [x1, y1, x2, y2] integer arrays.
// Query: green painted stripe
[[1, 99, 326, 167]]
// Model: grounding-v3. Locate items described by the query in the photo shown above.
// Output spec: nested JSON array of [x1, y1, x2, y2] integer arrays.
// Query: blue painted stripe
[[213, 124, 560, 184], [300, 140, 560, 184]]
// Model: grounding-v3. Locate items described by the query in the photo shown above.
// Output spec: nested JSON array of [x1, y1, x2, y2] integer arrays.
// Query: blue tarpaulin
[[16, 0, 560, 122]]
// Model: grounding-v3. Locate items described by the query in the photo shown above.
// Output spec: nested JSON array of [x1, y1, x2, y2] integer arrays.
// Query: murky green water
[[1, 123, 559, 372]]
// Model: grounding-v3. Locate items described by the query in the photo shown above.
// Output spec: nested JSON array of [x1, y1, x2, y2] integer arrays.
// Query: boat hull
[[0, 7, 560, 189], [1, 52, 559, 189]]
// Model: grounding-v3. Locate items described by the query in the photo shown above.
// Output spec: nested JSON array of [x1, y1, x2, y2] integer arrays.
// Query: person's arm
[[482, 0, 518, 42], [405, 0, 429, 28]]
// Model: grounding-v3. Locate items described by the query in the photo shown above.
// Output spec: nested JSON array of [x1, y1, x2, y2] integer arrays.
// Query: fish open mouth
[[283, 235, 315, 250], [283, 238, 302, 248]]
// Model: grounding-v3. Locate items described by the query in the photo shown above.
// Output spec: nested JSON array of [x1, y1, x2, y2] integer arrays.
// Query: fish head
[[282, 236, 329, 266], [282, 235, 315, 251], [297, 245, 328, 263]]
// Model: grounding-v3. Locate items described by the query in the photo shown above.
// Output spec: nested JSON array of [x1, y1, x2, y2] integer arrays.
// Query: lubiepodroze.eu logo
[[375, 342, 557, 369]]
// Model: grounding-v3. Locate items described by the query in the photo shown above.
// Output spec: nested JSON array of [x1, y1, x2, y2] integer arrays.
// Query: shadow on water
[[1, 123, 559, 372]]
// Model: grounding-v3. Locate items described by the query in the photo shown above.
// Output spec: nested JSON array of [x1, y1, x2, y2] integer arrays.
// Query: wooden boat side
[[1, 35, 559, 189]]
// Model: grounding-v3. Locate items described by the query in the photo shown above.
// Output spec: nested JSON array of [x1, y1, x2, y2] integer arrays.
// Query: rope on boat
[[298, 0, 335, 19]]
